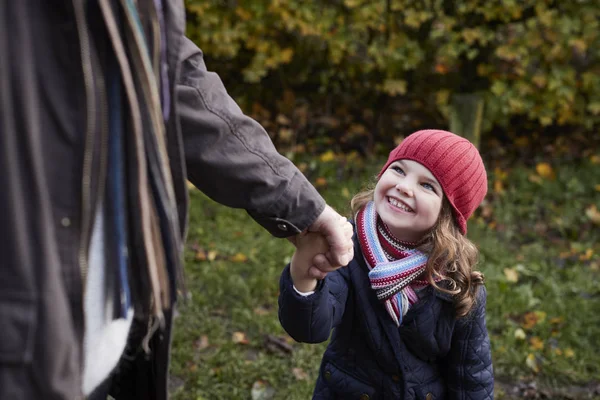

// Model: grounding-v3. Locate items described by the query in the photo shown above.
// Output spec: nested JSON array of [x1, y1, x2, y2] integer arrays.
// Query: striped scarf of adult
[[356, 201, 430, 326]]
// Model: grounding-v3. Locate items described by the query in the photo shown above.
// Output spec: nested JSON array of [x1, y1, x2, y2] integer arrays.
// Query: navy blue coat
[[278, 235, 494, 399]]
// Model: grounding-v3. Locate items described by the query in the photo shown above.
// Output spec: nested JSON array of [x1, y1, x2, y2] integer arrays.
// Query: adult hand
[[303, 205, 354, 279]]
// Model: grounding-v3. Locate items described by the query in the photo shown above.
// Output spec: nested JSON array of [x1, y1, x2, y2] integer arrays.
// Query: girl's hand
[[290, 232, 329, 292]]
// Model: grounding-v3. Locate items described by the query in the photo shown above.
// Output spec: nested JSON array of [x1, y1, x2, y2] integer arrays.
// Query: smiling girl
[[278, 130, 493, 399]]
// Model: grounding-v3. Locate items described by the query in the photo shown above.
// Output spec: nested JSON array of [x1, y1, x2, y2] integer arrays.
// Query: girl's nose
[[395, 181, 414, 197]]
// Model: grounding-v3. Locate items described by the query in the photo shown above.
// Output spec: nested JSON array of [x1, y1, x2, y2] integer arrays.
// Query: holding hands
[[288, 205, 354, 290]]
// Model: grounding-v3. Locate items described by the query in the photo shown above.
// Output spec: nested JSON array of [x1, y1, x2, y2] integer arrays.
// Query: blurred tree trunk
[[449, 93, 484, 149]]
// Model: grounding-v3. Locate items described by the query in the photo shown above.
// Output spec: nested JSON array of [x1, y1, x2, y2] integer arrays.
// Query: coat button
[[324, 370, 331, 381], [392, 374, 401, 382], [426, 393, 433, 400], [359, 394, 370, 400], [277, 223, 288, 231]]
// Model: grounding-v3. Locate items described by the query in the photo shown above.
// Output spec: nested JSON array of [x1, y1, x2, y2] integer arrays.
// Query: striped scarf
[[356, 201, 430, 326]]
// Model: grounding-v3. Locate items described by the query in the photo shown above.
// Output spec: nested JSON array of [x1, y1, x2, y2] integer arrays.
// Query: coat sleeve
[[278, 264, 349, 343], [442, 286, 494, 400], [176, 37, 325, 237]]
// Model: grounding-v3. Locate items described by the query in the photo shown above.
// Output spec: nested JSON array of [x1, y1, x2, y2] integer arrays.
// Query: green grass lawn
[[169, 152, 600, 400]]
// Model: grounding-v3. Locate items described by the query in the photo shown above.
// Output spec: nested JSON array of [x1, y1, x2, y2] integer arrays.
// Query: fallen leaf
[[194, 335, 210, 351], [494, 180, 505, 194], [585, 204, 600, 225], [522, 312, 539, 330], [529, 337, 544, 350], [292, 368, 309, 381], [319, 150, 336, 163], [590, 155, 600, 164], [514, 328, 526, 340], [207, 250, 218, 261], [595, 184, 600, 192], [579, 249, 593, 261], [534, 311, 547, 324], [528, 174, 543, 184], [549, 317, 564, 325], [251, 380, 275, 400], [231, 253, 248, 263], [504, 268, 519, 283], [564, 348, 575, 358], [315, 177, 328, 188], [342, 187, 350, 198], [525, 353, 540, 373], [536, 162, 555, 179], [195, 249, 207, 261], [276, 114, 291, 125], [232, 332, 249, 345], [254, 306, 271, 316]]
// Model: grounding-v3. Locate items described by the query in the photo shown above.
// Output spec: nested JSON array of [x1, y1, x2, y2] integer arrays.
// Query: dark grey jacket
[[279, 234, 494, 399], [0, 2, 324, 399]]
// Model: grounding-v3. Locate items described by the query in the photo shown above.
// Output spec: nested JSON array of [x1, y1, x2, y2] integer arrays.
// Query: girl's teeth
[[388, 197, 413, 212]]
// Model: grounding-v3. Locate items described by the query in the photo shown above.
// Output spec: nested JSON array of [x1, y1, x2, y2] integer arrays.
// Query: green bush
[[185, 0, 599, 138]]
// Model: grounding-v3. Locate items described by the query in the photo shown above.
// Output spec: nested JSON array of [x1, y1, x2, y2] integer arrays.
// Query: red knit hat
[[378, 129, 488, 234]]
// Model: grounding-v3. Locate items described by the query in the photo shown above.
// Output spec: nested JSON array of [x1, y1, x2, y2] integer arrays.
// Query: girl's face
[[374, 160, 444, 242]]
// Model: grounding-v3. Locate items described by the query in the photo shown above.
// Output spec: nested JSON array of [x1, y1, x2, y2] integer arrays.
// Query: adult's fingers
[[308, 206, 354, 266]]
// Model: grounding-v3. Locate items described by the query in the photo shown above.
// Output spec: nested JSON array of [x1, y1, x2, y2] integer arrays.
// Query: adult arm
[[441, 286, 494, 399], [176, 37, 323, 238]]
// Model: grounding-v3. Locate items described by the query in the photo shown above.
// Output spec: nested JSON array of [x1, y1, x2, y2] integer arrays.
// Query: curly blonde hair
[[350, 185, 484, 318]]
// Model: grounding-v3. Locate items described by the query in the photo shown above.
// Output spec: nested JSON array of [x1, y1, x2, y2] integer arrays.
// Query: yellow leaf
[[536, 162, 555, 179], [315, 177, 328, 188], [529, 336, 544, 350], [292, 367, 309, 381], [207, 250, 218, 261], [586, 204, 600, 225], [550, 317, 564, 325], [503, 268, 519, 283], [194, 335, 210, 351], [319, 150, 336, 163], [591, 155, 600, 164], [522, 312, 539, 330], [514, 328, 526, 340], [494, 180, 505, 194], [280, 48, 294, 63], [342, 187, 351, 198], [232, 332, 249, 344], [525, 353, 540, 373], [231, 253, 248, 263], [579, 248, 593, 261], [195, 250, 207, 261], [595, 184, 600, 192], [494, 167, 508, 181], [534, 311, 547, 324], [564, 348, 575, 358], [528, 174, 543, 184]]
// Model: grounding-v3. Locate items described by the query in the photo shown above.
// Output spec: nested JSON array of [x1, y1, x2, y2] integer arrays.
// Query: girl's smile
[[374, 160, 443, 242]]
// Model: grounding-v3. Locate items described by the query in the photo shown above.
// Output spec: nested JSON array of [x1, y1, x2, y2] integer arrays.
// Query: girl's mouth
[[387, 197, 414, 213]]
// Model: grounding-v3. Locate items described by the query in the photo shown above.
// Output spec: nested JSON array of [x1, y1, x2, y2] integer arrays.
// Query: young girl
[[279, 130, 494, 399]]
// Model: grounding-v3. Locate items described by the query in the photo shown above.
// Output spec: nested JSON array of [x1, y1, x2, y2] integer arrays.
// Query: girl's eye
[[421, 182, 435, 192], [391, 165, 405, 175]]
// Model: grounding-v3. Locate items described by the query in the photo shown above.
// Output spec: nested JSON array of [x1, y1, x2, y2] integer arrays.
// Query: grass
[[170, 152, 600, 400]]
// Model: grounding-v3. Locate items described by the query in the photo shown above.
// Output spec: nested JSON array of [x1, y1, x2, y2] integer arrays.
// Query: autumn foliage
[[185, 0, 600, 149]]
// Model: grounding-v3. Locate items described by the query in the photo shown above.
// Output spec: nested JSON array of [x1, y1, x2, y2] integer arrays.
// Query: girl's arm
[[278, 235, 351, 343], [442, 286, 494, 399]]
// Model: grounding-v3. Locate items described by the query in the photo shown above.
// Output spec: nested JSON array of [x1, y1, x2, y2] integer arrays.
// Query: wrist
[[290, 257, 317, 293]]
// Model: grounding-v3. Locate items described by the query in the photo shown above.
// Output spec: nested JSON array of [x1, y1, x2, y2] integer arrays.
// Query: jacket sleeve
[[442, 286, 494, 400], [176, 37, 325, 238], [278, 264, 349, 343]]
